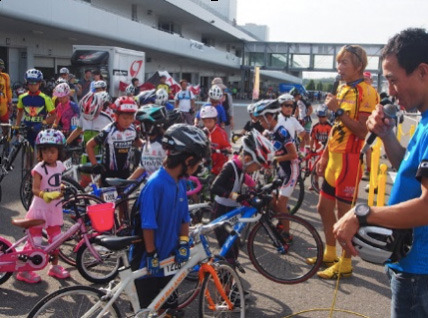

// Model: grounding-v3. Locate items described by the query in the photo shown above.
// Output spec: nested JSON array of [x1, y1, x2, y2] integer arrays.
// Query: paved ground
[[0, 104, 419, 318]]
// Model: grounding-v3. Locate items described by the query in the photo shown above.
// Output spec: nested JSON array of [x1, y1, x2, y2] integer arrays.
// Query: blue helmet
[[136, 89, 156, 106], [316, 105, 328, 117], [25, 69, 43, 83]]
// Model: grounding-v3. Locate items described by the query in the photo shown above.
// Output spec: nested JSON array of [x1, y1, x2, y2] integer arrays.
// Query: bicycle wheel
[[58, 193, 105, 266], [21, 143, 32, 180], [288, 176, 305, 215], [76, 239, 121, 284], [310, 168, 323, 194], [199, 261, 245, 317], [27, 285, 121, 318], [0, 240, 13, 285], [175, 272, 203, 310], [247, 213, 323, 284]]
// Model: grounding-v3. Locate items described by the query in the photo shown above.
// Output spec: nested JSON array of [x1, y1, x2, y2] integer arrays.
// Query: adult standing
[[290, 88, 312, 153], [308, 44, 378, 279], [78, 69, 92, 99], [174, 79, 195, 125], [0, 58, 12, 136], [334, 28, 428, 318], [212, 77, 234, 137], [131, 77, 140, 96]]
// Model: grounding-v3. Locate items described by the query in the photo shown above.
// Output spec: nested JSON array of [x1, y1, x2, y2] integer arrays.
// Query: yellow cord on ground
[[284, 159, 371, 318]]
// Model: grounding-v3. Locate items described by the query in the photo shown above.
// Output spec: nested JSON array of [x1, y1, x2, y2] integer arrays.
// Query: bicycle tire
[[21, 143, 32, 180], [0, 240, 13, 285], [198, 261, 245, 318], [247, 213, 323, 284], [27, 285, 121, 318], [76, 238, 121, 284], [310, 168, 322, 194], [288, 176, 305, 215], [57, 193, 105, 266]]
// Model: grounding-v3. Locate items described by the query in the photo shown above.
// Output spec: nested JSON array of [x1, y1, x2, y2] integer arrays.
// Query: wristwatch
[[354, 203, 371, 226], [335, 108, 345, 117]]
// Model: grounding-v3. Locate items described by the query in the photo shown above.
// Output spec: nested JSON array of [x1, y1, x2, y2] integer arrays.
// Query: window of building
[[158, 20, 181, 35]]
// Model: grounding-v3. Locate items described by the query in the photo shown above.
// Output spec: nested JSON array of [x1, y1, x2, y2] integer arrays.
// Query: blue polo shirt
[[388, 109, 428, 274], [133, 166, 190, 276]]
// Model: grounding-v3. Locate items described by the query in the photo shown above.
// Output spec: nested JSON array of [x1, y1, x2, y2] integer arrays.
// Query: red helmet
[[115, 96, 138, 113]]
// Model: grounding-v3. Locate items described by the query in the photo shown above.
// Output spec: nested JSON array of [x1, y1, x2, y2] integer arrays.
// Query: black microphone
[[360, 98, 397, 156], [331, 74, 341, 95]]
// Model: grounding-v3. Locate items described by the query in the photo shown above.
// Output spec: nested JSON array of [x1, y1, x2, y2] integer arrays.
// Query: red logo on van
[[130, 60, 143, 77]]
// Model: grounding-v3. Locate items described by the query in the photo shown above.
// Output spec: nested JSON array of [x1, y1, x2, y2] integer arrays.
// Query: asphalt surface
[[0, 103, 418, 318]]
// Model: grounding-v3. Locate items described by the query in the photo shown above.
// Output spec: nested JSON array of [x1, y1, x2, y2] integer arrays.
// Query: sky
[[236, 0, 428, 44]]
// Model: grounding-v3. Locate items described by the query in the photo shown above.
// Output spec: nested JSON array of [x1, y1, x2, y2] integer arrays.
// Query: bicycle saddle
[[12, 218, 45, 229], [93, 235, 143, 251]]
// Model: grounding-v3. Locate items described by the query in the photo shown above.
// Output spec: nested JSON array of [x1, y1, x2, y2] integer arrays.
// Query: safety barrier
[[396, 123, 415, 142]]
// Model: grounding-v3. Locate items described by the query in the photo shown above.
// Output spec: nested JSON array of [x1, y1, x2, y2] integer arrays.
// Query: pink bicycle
[[0, 187, 120, 285]]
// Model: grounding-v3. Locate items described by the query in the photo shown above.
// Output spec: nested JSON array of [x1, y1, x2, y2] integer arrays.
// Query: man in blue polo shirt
[[130, 124, 209, 312], [333, 28, 428, 317]]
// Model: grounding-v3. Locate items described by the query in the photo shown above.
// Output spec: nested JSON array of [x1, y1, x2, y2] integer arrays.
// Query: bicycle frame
[[81, 229, 230, 318], [0, 218, 102, 273]]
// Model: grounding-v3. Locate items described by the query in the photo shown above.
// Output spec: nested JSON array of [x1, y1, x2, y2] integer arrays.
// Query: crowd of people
[[1, 27, 428, 318]]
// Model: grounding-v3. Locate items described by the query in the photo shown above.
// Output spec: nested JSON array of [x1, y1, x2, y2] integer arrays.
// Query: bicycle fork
[[260, 218, 290, 255]]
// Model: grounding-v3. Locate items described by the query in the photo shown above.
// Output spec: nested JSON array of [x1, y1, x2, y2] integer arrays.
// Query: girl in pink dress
[[16, 129, 69, 284]]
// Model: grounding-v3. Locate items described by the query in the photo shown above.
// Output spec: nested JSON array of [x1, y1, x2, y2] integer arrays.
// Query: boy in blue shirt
[[130, 123, 209, 311]]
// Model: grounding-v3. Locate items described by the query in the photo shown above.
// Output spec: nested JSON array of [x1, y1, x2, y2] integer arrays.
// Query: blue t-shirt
[[388, 109, 428, 274], [134, 166, 190, 276], [196, 103, 227, 124]]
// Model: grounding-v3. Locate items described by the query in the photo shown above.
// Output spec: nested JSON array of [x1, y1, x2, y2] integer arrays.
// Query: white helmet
[[208, 85, 223, 101], [93, 80, 107, 89], [53, 83, 70, 97], [247, 103, 255, 115], [59, 67, 69, 74], [96, 91, 112, 105], [80, 92, 103, 120], [125, 84, 135, 95], [200, 105, 218, 119], [278, 93, 294, 105], [155, 88, 169, 105]]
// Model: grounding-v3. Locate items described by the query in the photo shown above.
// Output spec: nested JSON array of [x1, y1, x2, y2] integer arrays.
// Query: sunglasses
[[344, 45, 362, 64], [281, 104, 294, 108]]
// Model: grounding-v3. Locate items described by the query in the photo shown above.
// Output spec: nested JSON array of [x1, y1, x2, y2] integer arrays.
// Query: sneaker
[[306, 256, 339, 268], [316, 261, 352, 279], [276, 225, 293, 243], [16, 271, 41, 284], [364, 184, 378, 193], [230, 284, 250, 308], [48, 265, 70, 279], [361, 171, 370, 181]]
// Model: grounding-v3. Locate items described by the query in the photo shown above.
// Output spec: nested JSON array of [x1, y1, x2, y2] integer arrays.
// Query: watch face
[[355, 204, 370, 216]]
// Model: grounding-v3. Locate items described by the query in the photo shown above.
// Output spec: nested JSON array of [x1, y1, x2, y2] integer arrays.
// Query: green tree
[[316, 81, 323, 91], [306, 79, 315, 90]]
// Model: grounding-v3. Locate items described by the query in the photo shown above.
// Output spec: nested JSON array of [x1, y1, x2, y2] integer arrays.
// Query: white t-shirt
[[296, 100, 307, 121], [174, 89, 195, 112], [139, 138, 166, 175], [79, 111, 112, 132], [278, 113, 304, 141]]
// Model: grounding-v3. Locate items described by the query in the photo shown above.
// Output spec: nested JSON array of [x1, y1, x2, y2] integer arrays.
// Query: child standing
[[200, 105, 231, 175], [254, 99, 299, 239], [130, 124, 209, 312], [52, 83, 80, 136], [211, 130, 274, 264], [16, 129, 69, 284]]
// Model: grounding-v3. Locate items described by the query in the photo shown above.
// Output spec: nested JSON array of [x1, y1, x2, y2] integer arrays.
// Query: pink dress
[[26, 161, 66, 228]]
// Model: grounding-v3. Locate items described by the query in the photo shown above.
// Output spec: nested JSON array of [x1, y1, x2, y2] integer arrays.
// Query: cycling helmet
[[155, 88, 169, 105], [162, 124, 209, 158], [93, 80, 107, 89], [165, 109, 183, 129], [136, 104, 167, 124], [0, 59, 4, 70], [247, 103, 255, 115], [352, 226, 413, 264], [35, 129, 66, 147], [96, 91, 112, 105], [25, 69, 43, 83], [136, 89, 156, 106], [208, 85, 224, 101], [53, 83, 70, 98], [200, 105, 218, 119], [55, 77, 68, 85], [115, 96, 138, 113], [252, 99, 280, 117], [289, 87, 301, 97], [59, 67, 69, 74], [278, 93, 294, 105], [79, 92, 103, 120], [242, 129, 275, 168], [125, 84, 135, 96], [316, 104, 328, 117]]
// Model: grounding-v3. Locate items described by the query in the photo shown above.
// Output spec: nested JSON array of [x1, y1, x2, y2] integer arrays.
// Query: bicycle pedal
[[234, 261, 246, 274]]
